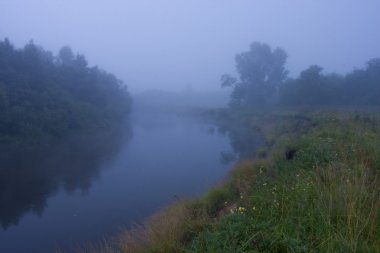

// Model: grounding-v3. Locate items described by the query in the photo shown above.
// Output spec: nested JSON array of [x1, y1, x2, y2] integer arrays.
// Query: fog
[[1, 1, 380, 252], [1, 0, 380, 94]]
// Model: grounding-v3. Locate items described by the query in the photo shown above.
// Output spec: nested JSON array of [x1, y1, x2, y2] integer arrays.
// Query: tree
[[0, 82, 8, 113], [365, 58, 380, 104], [279, 65, 343, 106], [58, 46, 74, 65], [73, 54, 88, 68], [0, 39, 131, 148], [297, 65, 327, 105], [222, 42, 288, 107], [344, 58, 380, 105]]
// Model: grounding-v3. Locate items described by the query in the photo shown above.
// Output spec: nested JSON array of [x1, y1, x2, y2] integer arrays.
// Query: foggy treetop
[[0, 39, 131, 150], [223, 42, 380, 107], [1, 1, 380, 92]]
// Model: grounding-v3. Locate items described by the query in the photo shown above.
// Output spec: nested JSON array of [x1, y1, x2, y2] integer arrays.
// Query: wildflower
[[238, 207, 246, 213], [262, 183, 267, 186], [252, 206, 256, 211]]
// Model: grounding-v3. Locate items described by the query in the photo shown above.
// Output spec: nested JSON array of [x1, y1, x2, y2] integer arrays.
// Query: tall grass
[[75, 111, 380, 253], [189, 112, 380, 252]]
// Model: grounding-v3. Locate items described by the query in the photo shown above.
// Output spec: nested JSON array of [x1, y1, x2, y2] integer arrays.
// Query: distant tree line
[[0, 39, 131, 150], [222, 42, 380, 108]]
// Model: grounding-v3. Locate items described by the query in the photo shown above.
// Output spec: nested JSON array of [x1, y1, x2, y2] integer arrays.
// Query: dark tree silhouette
[[0, 39, 131, 151], [279, 58, 380, 106], [0, 39, 133, 229], [222, 42, 288, 107]]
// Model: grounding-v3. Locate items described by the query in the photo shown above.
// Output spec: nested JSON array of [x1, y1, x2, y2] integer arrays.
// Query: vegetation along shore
[[73, 41, 380, 253], [77, 109, 379, 253]]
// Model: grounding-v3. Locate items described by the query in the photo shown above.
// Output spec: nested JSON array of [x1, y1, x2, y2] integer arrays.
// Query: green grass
[[79, 110, 380, 253], [187, 111, 380, 253]]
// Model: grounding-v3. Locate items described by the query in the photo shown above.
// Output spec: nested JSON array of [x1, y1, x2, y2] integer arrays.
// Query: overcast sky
[[1, 0, 380, 93]]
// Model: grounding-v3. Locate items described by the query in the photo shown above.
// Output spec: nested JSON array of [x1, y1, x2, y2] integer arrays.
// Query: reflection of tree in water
[[214, 121, 264, 165], [0, 127, 131, 230]]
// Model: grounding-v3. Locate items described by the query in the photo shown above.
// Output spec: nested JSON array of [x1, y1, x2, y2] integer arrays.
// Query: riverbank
[[81, 109, 380, 253]]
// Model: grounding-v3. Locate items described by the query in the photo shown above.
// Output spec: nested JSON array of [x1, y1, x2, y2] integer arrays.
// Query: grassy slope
[[80, 110, 380, 253]]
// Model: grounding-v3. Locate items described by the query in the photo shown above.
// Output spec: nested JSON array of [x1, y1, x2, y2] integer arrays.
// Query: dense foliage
[[223, 42, 380, 107], [280, 59, 380, 106], [221, 42, 288, 107], [0, 39, 131, 150]]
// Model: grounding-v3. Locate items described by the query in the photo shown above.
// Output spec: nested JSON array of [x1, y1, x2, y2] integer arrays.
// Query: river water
[[0, 110, 263, 253]]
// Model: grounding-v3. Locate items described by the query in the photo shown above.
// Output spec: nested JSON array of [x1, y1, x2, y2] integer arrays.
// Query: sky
[[0, 0, 380, 93]]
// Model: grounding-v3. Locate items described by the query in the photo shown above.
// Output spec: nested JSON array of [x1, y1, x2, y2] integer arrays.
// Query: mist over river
[[0, 109, 263, 253]]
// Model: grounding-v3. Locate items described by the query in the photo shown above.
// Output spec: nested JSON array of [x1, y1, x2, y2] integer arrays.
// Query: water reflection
[[214, 120, 264, 164], [0, 112, 264, 253], [0, 128, 131, 229]]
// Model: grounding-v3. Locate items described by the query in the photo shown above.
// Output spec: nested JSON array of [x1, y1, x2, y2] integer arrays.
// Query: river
[[0, 110, 263, 253]]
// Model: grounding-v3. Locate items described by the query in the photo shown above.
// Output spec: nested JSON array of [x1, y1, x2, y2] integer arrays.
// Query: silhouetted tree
[[225, 42, 380, 107], [222, 42, 288, 107], [279, 59, 380, 107], [344, 58, 380, 105], [0, 39, 131, 149], [280, 65, 345, 106], [58, 46, 75, 65]]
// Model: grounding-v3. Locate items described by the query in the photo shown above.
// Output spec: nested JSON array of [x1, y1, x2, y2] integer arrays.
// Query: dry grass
[[73, 111, 380, 252], [117, 202, 200, 253]]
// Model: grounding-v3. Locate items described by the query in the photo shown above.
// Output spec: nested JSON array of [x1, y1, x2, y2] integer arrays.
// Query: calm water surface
[[0, 110, 263, 253]]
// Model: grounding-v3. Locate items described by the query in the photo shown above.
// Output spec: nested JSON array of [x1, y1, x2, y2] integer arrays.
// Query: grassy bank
[[80, 110, 380, 253]]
